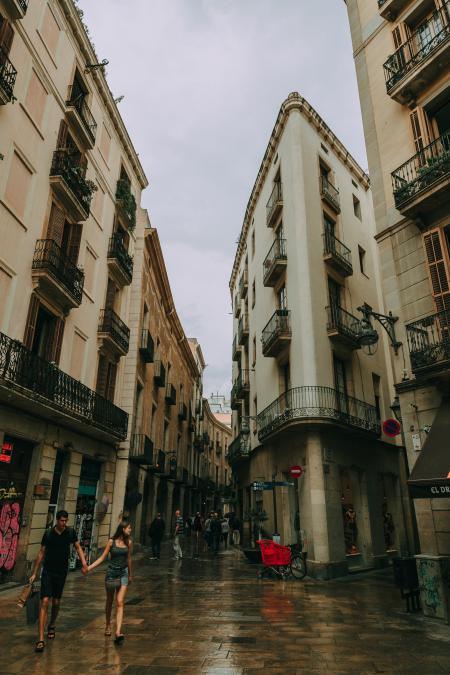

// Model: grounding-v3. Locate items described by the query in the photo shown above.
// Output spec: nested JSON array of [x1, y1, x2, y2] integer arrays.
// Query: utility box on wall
[[416, 554, 450, 623]]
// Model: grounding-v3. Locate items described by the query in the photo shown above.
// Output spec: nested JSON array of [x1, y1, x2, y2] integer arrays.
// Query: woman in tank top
[[88, 520, 133, 643]]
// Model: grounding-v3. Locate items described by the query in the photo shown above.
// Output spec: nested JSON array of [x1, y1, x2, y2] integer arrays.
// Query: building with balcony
[[229, 92, 408, 579], [0, 0, 148, 583], [346, 0, 450, 618]]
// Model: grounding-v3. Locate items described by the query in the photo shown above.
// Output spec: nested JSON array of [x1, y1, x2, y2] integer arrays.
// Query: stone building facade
[[229, 92, 412, 579], [345, 0, 450, 618]]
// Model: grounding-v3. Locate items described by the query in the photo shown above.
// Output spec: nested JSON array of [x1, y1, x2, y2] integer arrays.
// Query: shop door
[[0, 436, 33, 582], [70, 457, 101, 569]]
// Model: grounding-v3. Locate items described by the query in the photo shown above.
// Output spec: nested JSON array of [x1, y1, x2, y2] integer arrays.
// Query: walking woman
[[88, 520, 133, 644]]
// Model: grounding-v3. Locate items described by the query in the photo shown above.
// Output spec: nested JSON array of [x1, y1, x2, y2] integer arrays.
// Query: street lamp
[[356, 303, 402, 354], [390, 395, 402, 423]]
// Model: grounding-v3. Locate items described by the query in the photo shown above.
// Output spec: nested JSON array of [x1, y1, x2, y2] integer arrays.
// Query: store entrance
[[70, 457, 101, 569]]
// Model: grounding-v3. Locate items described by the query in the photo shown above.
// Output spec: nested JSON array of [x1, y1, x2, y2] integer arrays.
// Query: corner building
[[0, 0, 147, 581], [345, 0, 450, 618], [229, 93, 412, 579]]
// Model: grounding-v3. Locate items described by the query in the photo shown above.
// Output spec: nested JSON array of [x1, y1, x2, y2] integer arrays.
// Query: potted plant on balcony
[[116, 179, 137, 230]]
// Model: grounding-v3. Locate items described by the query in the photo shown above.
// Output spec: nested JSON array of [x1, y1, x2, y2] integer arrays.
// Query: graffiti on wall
[[0, 501, 21, 571]]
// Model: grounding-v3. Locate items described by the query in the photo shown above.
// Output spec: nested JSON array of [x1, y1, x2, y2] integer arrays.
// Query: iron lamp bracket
[[357, 303, 402, 355]]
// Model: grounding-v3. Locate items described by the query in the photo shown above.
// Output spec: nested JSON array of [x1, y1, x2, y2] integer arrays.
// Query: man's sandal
[[35, 640, 45, 653], [47, 626, 56, 639], [114, 634, 124, 644]]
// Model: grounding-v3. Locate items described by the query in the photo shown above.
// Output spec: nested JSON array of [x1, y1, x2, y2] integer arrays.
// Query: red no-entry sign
[[289, 465, 303, 479], [382, 418, 401, 437]]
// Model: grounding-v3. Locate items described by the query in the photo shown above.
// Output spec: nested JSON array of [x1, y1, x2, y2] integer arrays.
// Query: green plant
[[116, 179, 137, 229]]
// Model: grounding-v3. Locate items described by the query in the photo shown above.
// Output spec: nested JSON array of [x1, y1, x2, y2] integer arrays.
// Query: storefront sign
[[0, 442, 13, 464], [252, 481, 294, 491], [409, 482, 450, 499], [382, 418, 401, 437]]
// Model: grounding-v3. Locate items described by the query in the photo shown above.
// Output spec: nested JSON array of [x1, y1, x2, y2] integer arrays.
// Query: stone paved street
[[1, 543, 450, 674]]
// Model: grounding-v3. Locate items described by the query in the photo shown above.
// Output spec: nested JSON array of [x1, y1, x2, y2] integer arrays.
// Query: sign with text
[[252, 481, 294, 491]]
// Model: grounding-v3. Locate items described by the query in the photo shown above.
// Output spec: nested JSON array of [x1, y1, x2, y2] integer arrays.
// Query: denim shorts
[[105, 569, 128, 588]]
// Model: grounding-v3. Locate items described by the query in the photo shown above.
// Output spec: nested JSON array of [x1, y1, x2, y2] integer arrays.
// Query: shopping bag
[[17, 583, 33, 608], [25, 586, 41, 625]]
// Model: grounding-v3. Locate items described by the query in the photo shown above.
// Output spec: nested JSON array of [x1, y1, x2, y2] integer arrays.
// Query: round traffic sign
[[290, 465, 303, 479], [382, 418, 401, 437]]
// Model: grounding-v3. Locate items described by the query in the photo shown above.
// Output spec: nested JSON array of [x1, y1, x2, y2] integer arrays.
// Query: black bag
[[26, 588, 40, 625]]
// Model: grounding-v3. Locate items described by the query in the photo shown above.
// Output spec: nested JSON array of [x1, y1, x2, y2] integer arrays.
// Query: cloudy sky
[[78, 0, 367, 397]]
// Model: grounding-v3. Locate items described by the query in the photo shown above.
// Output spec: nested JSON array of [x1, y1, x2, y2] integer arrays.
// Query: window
[[251, 230, 255, 258], [353, 195, 361, 220], [252, 279, 256, 308], [278, 285, 287, 310], [323, 213, 335, 237], [252, 335, 256, 367], [333, 356, 349, 413], [5, 152, 33, 220], [358, 246, 367, 275]]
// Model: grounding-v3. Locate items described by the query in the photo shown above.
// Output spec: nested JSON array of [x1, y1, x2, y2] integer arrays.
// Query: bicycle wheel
[[290, 554, 306, 579]]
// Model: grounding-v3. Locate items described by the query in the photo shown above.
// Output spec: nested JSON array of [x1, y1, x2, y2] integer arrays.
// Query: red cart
[[257, 539, 306, 579]]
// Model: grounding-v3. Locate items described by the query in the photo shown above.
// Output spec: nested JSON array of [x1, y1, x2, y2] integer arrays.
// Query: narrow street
[[1, 544, 449, 674]]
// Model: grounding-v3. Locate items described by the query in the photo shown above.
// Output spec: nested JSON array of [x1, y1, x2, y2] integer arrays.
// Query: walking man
[[29, 510, 88, 653], [148, 513, 165, 560], [221, 515, 230, 549], [173, 509, 184, 560]]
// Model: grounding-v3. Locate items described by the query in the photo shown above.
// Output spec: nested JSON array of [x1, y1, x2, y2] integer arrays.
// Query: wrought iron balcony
[[153, 360, 166, 387], [384, 4, 450, 102], [391, 130, 450, 217], [237, 312, 249, 346], [226, 433, 250, 465], [236, 369, 251, 398], [149, 449, 166, 473], [266, 182, 283, 227], [320, 176, 340, 213], [232, 335, 241, 362], [257, 386, 380, 441], [98, 308, 130, 356], [378, 0, 410, 20], [326, 304, 361, 350], [262, 309, 291, 357], [234, 294, 241, 318], [129, 434, 154, 464], [263, 238, 287, 287], [0, 47, 17, 105], [165, 383, 177, 405], [0, 330, 128, 441], [139, 329, 154, 363], [323, 230, 353, 277], [178, 402, 187, 420], [107, 234, 133, 287], [230, 382, 241, 410], [406, 309, 450, 376], [32, 239, 84, 309], [116, 178, 137, 230], [3, 0, 29, 19], [66, 85, 97, 149], [239, 269, 248, 299], [50, 150, 95, 221]]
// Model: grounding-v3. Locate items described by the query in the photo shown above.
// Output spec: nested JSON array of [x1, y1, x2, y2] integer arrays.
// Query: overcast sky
[[78, 0, 366, 397]]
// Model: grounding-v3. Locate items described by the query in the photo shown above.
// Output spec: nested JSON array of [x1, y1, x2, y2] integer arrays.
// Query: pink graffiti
[[0, 502, 21, 571]]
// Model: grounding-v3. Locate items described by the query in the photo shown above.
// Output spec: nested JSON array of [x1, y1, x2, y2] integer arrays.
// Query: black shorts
[[40, 570, 67, 599]]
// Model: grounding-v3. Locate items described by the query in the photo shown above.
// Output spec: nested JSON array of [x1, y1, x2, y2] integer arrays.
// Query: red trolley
[[256, 539, 307, 580]]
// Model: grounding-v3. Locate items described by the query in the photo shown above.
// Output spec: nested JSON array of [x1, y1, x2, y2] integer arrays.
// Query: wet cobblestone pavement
[[1, 543, 450, 674]]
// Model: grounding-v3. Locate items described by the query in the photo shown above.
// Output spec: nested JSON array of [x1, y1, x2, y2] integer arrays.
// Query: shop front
[[69, 457, 101, 569]]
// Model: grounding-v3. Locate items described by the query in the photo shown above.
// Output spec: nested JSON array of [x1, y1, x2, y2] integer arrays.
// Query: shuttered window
[[23, 294, 40, 349], [423, 227, 450, 313], [410, 109, 430, 155], [0, 17, 14, 55], [46, 203, 66, 247]]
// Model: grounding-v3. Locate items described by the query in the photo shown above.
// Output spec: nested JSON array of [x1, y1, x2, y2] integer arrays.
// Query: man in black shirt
[[29, 510, 88, 653]]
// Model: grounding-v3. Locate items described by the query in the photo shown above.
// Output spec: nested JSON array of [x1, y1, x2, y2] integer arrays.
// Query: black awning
[[408, 397, 450, 499]]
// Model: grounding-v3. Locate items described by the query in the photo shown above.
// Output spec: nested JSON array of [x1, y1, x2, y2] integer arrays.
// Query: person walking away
[[88, 520, 133, 644], [232, 516, 241, 546], [221, 516, 230, 549], [210, 512, 222, 556], [29, 509, 88, 653], [173, 509, 184, 560], [148, 513, 165, 560], [192, 512, 203, 558], [203, 512, 212, 551]]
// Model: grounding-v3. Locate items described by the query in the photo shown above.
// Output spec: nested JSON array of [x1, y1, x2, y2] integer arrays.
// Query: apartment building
[[345, 0, 450, 619], [0, 0, 147, 582], [200, 398, 232, 513], [229, 92, 412, 579]]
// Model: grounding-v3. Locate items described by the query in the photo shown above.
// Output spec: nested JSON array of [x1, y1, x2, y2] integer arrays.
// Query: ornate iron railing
[[263, 238, 287, 283], [226, 433, 250, 464], [66, 85, 97, 144], [0, 330, 128, 439], [50, 150, 95, 214], [32, 239, 84, 305], [406, 309, 450, 371], [391, 130, 450, 207], [98, 308, 130, 353], [116, 178, 137, 230], [257, 386, 380, 440], [266, 182, 283, 225], [320, 175, 340, 211], [378, 0, 387, 5], [323, 229, 352, 272], [0, 47, 17, 102], [384, 4, 450, 92], [262, 309, 291, 351], [326, 304, 361, 342], [108, 233, 133, 282], [238, 312, 249, 343]]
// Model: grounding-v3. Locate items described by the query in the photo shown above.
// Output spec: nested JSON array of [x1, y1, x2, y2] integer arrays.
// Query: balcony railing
[[0, 331, 128, 439], [18, 0, 29, 12], [116, 178, 137, 230], [262, 309, 291, 356], [326, 304, 361, 347], [239, 269, 248, 299], [320, 176, 340, 213], [391, 130, 450, 209], [232, 335, 241, 361], [226, 433, 250, 465], [129, 434, 154, 464], [263, 238, 287, 286], [98, 308, 130, 354], [0, 47, 17, 104], [323, 229, 353, 277], [153, 360, 166, 387], [406, 309, 450, 373], [236, 369, 251, 397], [107, 233, 133, 285], [139, 329, 154, 363], [32, 239, 84, 306], [238, 312, 249, 345], [66, 85, 97, 145], [377, 0, 410, 19], [384, 4, 450, 92], [165, 383, 177, 405], [257, 386, 380, 441], [266, 182, 283, 227], [50, 150, 95, 216]]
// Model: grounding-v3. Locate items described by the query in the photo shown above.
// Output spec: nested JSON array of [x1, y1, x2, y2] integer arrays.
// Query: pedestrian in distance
[[148, 513, 165, 560], [232, 516, 241, 546], [173, 509, 184, 560], [29, 509, 88, 653], [87, 520, 133, 644], [203, 512, 212, 551], [221, 515, 230, 549], [192, 512, 203, 557], [210, 512, 222, 556]]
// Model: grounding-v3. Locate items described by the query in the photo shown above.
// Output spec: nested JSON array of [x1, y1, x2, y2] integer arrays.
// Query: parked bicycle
[[256, 539, 307, 580]]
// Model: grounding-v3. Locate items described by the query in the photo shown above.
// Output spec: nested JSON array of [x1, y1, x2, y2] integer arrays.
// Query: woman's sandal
[[35, 640, 45, 653], [114, 634, 124, 644], [47, 625, 56, 640], [104, 626, 112, 636]]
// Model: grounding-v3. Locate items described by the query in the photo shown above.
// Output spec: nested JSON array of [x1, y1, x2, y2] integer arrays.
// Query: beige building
[[345, 0, 450, 619], [0, 0, 147, 582], [229, 92, 412, 579], [200, 398, 232, 513]]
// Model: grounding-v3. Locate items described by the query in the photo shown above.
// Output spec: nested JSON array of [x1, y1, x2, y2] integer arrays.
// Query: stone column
[[307, 432, 329, 563], [110, 453, 129, 531], [165, 481, 175, 534], [150, 475, 160, 522]]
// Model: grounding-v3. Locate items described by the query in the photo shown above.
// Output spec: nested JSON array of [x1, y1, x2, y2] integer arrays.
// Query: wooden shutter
[[96, 355, 108, 396], [23, 294, 40, 349], [46, 203, 66, 247], [410, 109, 430, 155], [423, 228, 450, 313], [56, 120, 68, 150], [66, 223, 82, 264], [51, 317, 65, 364], [392, 26, 403, 50], [0, 18, 14, 56], [106, 362, 118, 402]]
